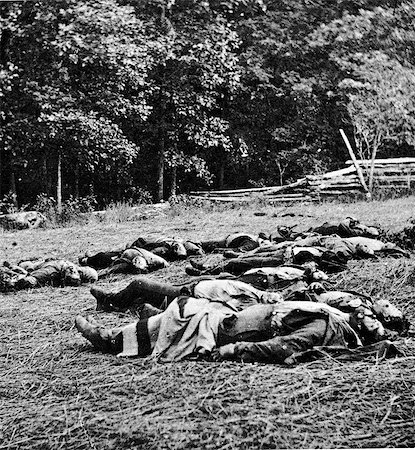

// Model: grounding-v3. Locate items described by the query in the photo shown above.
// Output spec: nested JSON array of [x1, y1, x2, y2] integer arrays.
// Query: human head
[[260, 291, 283, 304], [355, 243, 375, 258], [373, 298, 410, 335], [78, 266, 99, 283], [301, 262, 328, 282], [346, 216, 359, 227], [171, 242, 187, 259], [132, 255, 147, 271], [301, 261, 319, 271], [0, 270, 15, 290], [351, 306, 386, 344], [63, 264, 81, 286], [312, 269, 328, 282]]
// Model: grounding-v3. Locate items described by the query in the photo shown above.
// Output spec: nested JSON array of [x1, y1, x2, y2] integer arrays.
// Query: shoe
[[186, 266, 201, 276], [75, 316, 112, 352], [189, 260, 206, 270], [223, 250, 240, 259], [91, 287, 113, 311]]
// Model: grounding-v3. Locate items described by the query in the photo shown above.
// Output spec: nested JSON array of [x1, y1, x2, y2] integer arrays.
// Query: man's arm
[[216, 318, 328, 363]]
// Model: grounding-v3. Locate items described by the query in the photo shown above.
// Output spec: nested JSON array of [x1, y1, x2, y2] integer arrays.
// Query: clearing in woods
[[1, 197, 415, 449]]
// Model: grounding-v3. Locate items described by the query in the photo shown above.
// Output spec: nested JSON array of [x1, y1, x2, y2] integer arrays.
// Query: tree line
[[1, 0, 415, 208]]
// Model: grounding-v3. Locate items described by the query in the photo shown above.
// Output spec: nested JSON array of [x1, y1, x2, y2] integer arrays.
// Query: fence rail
[[190, 157, 415, 203]]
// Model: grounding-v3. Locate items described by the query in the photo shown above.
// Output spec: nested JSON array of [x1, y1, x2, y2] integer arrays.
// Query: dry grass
[[1, 196, 415, 449]]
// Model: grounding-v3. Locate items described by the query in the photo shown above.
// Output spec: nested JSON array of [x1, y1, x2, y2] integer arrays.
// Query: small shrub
[[104, 201, 138, 223], [33, 193, 98, 225], [0, 192, 18, 214], [372, 186, 414, 201], [125, 187, 153, 205], [59, 195, 98, 224], [169, 194, 205, 208]]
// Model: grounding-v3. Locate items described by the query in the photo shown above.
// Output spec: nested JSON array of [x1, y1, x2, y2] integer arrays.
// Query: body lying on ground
[[186, 243, 349, 276], [91, 276, 285, 313], [129, 236, 204, 260], [199, 232, 269, 253], [237, 233, 408, 260], [79, 247, 169, 278], [310, 217, 380, 238], [90, 264, 328, 312], [75, 296, 402, 364], [193, 217, 379, 255], [0, 259, 97, 291], [186, 233, 409, 277], [206, 218, 379, 257], [80, 238, 203, 269], [89, 270, 409, 337]]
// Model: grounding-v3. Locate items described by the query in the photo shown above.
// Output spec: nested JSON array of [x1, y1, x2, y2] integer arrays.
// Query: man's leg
[[223, 317, 329, 363], [97, 261, 132, 278], [187, 256, 278, 277], [223, 256, 286, 275], [75, 313, 163, 357], [75, 316, 123, 353], [200, 238, 227, 253], [79, 251, 120, 269], [91, 276, 182, 311]]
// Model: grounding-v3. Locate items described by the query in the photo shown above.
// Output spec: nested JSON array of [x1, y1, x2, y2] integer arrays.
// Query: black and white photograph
[[1, 0, 414, 448]]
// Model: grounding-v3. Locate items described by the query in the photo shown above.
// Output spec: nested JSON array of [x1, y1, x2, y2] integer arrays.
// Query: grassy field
[[1, 197, 415, 449]]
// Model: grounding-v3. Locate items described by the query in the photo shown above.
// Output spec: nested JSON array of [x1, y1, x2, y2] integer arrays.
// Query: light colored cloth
[[271, 300, 362, 347], [272, 300, 351, 321], [120, 247, 169, 269], [152, 297, 236, 362], [193, 279, 282, 306], [344, 237, 386, 252], [244, 266, 306, 280], [117, 323, 139, 357], [316, 291, 367, 309]]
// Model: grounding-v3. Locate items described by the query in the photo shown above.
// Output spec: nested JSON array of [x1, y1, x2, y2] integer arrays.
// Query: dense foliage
[[1, 0, 415, 206]]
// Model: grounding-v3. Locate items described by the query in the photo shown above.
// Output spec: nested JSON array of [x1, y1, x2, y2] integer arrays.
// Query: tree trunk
[[169, 165, 177, 199], [218, 163, 225, 189], [0, 4, 11, 66], [1, 4, 11, 201], [0, 144, 2, 199], [276, 161, 283, 186], [56, 149, 62, 213], [9, 169, 17, 207], [156, 136, 165, 201], [116, 173, 122, 201], [74, 161, 80, 198], [41, 152, 49, 195]]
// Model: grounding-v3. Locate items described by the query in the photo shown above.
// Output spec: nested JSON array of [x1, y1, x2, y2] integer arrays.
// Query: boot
[[78, 256, 88, 266], [185, 266, 202, 276], [138, 304, 163, 320], [75, 315, 113, 352], [91, 286, 114, 311], [223, 250, 240, 259], [189, 260, 207, 271]]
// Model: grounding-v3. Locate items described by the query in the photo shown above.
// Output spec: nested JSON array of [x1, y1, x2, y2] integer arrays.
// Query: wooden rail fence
[[190, 157, 415, 203]]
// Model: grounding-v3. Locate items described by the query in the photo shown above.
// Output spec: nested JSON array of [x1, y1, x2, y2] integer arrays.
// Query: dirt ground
[[1, 197, 415, 449]]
